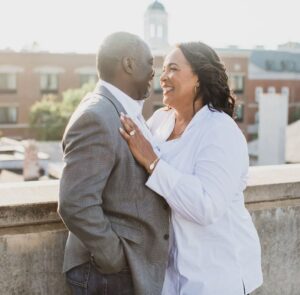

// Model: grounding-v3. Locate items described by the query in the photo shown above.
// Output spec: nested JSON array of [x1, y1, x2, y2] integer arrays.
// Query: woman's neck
[[174, 100, 203, 125], [167, 101, 203, 141], [175, 109, 192, 124]]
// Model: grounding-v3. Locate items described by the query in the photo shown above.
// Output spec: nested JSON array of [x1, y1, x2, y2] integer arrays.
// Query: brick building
[[0, 51, 97, 138], [246, 49, 300, 139], [1, 0, 300, 141], [143, 1, 300, 140]]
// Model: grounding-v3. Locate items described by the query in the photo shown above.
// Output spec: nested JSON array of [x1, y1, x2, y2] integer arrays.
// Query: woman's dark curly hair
[[177, 42, 235, 117]]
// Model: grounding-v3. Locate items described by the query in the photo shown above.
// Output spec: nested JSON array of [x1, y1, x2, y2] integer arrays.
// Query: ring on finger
[[129, 130, 136, 136]]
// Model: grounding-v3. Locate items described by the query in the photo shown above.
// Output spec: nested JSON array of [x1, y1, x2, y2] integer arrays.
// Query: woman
[[119, 42, 263, 295]]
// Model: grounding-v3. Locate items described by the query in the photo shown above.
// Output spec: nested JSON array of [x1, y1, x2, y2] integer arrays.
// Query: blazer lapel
[[94, 85, 127, 116]]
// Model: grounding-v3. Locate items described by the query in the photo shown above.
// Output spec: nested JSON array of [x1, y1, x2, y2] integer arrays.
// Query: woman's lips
[[162, 86, 174, 95]]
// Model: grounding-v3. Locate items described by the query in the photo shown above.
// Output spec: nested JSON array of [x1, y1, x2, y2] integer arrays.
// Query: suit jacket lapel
[[94, 85, 127, 116]]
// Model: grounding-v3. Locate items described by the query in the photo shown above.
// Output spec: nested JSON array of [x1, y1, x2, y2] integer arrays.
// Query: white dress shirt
[[146, 106, 263, 295], [99, 80, 159, 150]]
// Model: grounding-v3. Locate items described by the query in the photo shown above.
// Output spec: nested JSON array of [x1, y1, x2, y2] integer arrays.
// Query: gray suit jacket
[[58, 85, 170, 295]]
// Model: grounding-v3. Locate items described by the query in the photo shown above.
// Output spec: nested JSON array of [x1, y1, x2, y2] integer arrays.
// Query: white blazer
[[146, 105, 263, 295]]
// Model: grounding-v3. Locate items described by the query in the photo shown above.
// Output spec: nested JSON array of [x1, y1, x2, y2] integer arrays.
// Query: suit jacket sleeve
[[58, 110, 126, 273]]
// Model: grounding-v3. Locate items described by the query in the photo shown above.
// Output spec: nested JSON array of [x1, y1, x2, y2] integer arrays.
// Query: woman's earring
[[194, 82, 199, 95]]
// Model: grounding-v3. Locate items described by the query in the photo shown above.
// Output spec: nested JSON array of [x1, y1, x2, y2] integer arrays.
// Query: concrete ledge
[[0, 164, 300, 295], [0, 180, 59, 206], [245, 181, 300, 203], [245, 164, 300, 203], [0, 202, 60, 228], [1, 165, 300, 207], [0, 181, 69, 295], [247, 164, 300, 186]]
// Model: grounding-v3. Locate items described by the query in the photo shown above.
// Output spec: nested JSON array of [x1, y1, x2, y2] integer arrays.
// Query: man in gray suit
[[58, 32, 170, 295]]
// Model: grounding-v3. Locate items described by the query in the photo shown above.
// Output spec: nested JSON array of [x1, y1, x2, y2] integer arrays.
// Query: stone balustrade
[[0, 164, 300, 295]]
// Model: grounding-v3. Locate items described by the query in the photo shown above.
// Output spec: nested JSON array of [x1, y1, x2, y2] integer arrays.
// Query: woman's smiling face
[[160, 47, 199, 110]]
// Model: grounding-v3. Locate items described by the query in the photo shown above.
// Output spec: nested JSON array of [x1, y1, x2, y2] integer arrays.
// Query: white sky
[[0, 0, 299, 53]]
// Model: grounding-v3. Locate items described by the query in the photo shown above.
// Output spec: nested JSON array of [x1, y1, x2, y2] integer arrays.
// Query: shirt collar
[[97, 80, 144, 118]]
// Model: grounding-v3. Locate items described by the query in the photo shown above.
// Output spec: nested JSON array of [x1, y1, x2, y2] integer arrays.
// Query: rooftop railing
[[1, 164, 300, 295]]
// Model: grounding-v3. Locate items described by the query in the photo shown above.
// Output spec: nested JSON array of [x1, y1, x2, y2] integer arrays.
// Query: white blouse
[[146, 106, 263, 295]]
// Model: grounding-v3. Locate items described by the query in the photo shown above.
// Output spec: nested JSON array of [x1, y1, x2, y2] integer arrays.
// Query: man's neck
[[107, 79, 138, 101]]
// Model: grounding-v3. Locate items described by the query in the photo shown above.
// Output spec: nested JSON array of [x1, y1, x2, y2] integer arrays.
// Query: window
[[40, 74, 58, 93], [255, 111, 259, 123], [229, 74, 244, 94], [281, 60, 295, 72], [153, 68, 162, 93], [265, 60, 273, 71], [0, 107, 17, 124], [255, 87, 263, 102], [157, 25, 163, 38], [80, 74, 98, 87], [0, 73, 17, 93], [234, 63, 241, 71], [268, 86, 276, 93], [150, 24, 156, 38], [235, 103, 244, 122]]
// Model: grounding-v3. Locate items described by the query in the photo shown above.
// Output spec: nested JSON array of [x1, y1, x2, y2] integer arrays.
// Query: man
[[58, 32, 170, 295]]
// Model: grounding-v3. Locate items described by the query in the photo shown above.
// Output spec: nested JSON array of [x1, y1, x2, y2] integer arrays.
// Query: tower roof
[[147, 1, 166, 12]]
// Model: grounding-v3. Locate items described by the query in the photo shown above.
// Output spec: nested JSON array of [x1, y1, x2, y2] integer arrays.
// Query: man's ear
[[121, 57, 134, 74]]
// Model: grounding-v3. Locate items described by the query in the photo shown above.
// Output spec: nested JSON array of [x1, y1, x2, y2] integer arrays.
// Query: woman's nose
[[160, 70, 167, 82]]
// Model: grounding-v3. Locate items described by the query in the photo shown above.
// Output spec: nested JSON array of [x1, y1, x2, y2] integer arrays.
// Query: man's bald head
[[96, 32, 154, 100], [97, 32, 148, 82]]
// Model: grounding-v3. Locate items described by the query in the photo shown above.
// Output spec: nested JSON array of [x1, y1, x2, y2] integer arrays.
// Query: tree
[[29, 94, 68, 140], [30, 82, 95, 140], [60, 82, 95, 117]]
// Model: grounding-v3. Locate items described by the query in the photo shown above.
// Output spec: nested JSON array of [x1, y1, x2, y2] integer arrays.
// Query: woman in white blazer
[[119, 42, 263, 295]]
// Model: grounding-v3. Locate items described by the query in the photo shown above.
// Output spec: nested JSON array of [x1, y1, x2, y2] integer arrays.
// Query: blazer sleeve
[[146, 122, 248, 225], [58, 110, 126, 274]]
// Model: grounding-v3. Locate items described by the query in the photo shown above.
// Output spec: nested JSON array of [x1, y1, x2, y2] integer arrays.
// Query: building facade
[[143, 1, 300, 141], [0, 51, 97, 138], [1, 0, 300, 141]]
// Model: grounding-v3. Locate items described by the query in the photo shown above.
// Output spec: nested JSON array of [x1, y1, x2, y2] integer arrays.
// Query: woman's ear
[[122, 57, 134, 74]]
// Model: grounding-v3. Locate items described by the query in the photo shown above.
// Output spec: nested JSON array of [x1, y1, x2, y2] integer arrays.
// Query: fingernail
[[119, 127, 124, 133]]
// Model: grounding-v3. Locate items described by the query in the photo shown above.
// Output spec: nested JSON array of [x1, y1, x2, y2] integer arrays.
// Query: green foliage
[[61, 82, 95, 116], [29, 95, 68, 140], [29, 82, 96, 140]]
